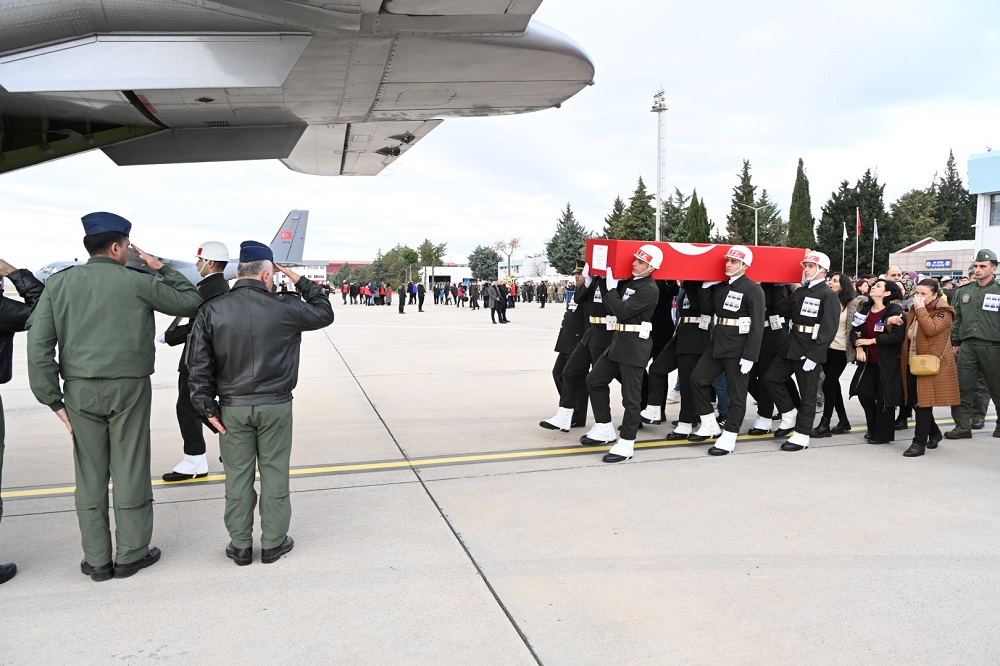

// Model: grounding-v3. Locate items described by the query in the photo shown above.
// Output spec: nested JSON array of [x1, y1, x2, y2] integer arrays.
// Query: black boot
[[830, 421, 852, 435], [903, 439, 925, 457], [811, 420, 832, 438]]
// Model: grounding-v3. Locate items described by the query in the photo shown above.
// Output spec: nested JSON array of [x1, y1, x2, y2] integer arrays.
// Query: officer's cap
[[239, 240, 273, 263], [82, 212, 131, 236], [572, 258, 586, 274], [975, 249, 998, 263]]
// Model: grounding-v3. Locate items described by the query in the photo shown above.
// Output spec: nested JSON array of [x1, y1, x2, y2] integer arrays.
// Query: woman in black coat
[[850, 278, 905, 444]]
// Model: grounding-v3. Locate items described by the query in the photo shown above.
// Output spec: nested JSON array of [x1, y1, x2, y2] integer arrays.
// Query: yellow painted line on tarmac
[[2, 417, 986, 501]]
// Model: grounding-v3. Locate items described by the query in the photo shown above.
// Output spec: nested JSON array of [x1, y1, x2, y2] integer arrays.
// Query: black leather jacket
[[187, 276, 334, 415], [1, 269, 44, 384]]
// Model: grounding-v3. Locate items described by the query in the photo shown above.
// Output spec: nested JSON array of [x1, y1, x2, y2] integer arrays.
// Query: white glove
[[605, 267, 619, 289], [583, 262, 593, 287], [739, 359, 753, 374], [155, 333, 167, 344], [702, 280, 722, 288], [802, 358, 817, 372]]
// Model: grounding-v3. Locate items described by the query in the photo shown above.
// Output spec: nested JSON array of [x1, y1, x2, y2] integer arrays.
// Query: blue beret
[[239, 240, 273, 263], [82, 211, 131, 236]]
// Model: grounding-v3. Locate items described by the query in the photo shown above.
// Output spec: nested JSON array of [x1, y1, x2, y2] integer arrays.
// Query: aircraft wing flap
[[104, 126, 306, 166], [281, 120, 442, 176]]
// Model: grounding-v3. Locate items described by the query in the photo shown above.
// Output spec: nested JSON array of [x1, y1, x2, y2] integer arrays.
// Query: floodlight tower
[[651, 88, 668, 242]]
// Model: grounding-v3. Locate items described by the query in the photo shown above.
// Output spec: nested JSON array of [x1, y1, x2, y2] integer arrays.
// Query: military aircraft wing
[[0, 0, 594, 175]]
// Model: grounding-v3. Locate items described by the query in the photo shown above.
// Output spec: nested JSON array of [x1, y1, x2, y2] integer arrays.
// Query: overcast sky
[[3, 0, 1000, 271]]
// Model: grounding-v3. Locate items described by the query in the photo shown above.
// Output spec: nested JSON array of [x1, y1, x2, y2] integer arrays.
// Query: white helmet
[[801, 251, 831, 271], [633, 244, 663, 270], [724, 245, 753, 266], [196, 241, 230, 262]]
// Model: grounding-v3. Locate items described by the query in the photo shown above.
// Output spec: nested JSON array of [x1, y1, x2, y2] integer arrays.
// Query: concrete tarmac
[[2, 295, 999, 664]]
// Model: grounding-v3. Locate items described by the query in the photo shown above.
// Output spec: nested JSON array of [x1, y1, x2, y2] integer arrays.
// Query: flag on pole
[[842, 220, 848, 241], [874, 218, 879, 241], [856, 208, 862, 236]]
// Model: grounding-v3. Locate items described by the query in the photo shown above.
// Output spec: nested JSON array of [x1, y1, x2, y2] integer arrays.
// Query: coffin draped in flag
[[586, 239, 809, 282]]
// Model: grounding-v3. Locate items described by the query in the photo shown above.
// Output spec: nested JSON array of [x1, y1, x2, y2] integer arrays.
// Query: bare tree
[[494, 238, 521, 278], [526, 255, 546, 277]]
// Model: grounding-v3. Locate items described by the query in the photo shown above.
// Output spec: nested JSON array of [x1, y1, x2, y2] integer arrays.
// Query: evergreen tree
[[546, 203, 590, 274], [787, 158, 816, 249], [891, 188, 944, 248], [754, 189, 787, 247], [936, 150, 976, 240], [725, 160, 757, 244], [600, 195, 626, 238], [370, 249, 388, 283], [467, 245, 502, 280], [682, 191, 711, 243], [660, 187, 690, 241], [815, 181, 856, 274], [855, 169, 892, 274], [381, 244, 420, 285], [417, 238, 447, 285], [613, 176, 656, 240]]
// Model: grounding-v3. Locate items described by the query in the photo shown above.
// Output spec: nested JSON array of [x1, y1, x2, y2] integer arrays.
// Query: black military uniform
[[763, 278, 841, 447], [746, 283, 799, 434], [689, 274, 765, 443], [643, 281, 712, 438], [560, 277, 614, 432], [551, 263, 590, 426], [586, 274, 660, 451]]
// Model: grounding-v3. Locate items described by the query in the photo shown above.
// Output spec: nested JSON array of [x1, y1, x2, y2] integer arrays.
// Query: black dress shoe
[[671, 420, 679, 426], [944, 427, 972, 440], [830, 421, 852, 435], [114, 547, 161, 579], [864, 432, 873, 440], [687, 433, 712, 442], [162, 471, 208, 482], [580, 435, 616, 446], [80, 559, 114, 582], [927, 433, 942, 449], [773, 428, 794, 438], [894, 416, 909, 430], [903, 441, 926, 457], [747, 428, 770, 436], [538, 420, 568, 432], [707, 447, 730, 456], [0, 562, 17, 585], [781, 442, 805, 451], [867, 439, 890, 445], [971, 416, 986, 429], [993, 425, 1000, 439], [226, 542, 252, 566], [602, 453, 630, 463], [811, 424, 832, 438], [261, 536, 294, 564], [666, 432, 689, 441], [640, 417, 662, 425]]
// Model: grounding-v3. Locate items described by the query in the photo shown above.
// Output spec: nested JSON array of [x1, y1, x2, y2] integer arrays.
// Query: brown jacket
[[900, 299, 959, 407]]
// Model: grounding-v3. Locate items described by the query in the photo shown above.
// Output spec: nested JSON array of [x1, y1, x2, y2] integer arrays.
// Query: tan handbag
[[910, 345, 947, 376]]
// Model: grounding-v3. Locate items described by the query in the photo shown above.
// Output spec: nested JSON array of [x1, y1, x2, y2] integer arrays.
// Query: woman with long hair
[[893, 279, 959, 456], [812, 273, 859, 437], [850, 279, 905, 444]]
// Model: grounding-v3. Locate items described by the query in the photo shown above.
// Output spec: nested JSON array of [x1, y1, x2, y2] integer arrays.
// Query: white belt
[[679, 316, 700, 324], [589, 316, 607, 324], [794, 324, 818, 333], [717, 318, 741, 326], [614, 324, 643, 332]]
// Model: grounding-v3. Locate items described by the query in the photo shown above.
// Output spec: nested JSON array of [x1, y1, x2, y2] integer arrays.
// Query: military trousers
[[1, 394, 6, 525], [176, 371, 209, 456], [951, 343, 1000, 429], [220, 403, 293, 550], [763, 356, 822, 437], [64, 377, 154, 567], [690, 354, 750, 434], [553, 350, 589, 425], [587, 352, 645, 440]]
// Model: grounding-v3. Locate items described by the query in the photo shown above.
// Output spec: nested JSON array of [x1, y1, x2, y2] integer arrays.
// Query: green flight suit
[[27, 257, 201, 567], [949, 276, 1000, 429]]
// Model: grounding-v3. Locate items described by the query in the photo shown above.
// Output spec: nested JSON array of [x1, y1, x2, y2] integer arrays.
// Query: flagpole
[[841, 221, 846, 273], [871, 217, 876, 274], [855, 207, 860, 277]]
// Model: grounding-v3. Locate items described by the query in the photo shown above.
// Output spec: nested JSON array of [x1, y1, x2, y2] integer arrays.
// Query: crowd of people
[[540, 246, 1000, 463]]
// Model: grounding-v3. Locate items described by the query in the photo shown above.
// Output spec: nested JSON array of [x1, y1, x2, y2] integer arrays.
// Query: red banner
[[586, 240, 809, 283]]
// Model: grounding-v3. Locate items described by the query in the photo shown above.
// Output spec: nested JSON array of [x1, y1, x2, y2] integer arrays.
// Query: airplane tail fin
[[269, 210, 308, 264]]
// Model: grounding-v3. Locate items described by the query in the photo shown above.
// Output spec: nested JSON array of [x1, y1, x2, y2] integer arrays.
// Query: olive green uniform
[[27, 257, 200, 567], [949, 273, 1000, 429]]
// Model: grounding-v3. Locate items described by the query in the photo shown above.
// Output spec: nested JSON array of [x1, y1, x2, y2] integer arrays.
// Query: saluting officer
[[27, 212, 202, 581], [584, 245, 662, 463], [762, 251, 840, 451], [640, 280, 712, 440], [945, 249, 1000, 439], [161, 241, 231, 482], [688, 246, 765, 455], [539, 259, 590, 431]]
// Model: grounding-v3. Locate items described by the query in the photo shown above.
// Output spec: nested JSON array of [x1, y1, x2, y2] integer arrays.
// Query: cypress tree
[[682, 191, 711, 243], [617, 176, 656, 240], [601, 196, 626, 239], [788, 158, 816, 249], [546, 203, 590, 274], [725, 160, 757, 244], [936, 150, 976, 240]]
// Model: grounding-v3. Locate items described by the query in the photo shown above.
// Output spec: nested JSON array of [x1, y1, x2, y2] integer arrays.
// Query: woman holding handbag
[[850, 279, 905, 444], [890, 279, 959, 457]]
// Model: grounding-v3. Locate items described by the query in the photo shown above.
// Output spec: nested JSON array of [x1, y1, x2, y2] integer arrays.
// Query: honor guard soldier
[[762, 251, 840, 451], [688, 246, 766, 455], [539, 259, 590, 431], [187, 241, 334, 566], [161, 241, 231, 482], [640, 280, 712, 440], [0, 259, 45, 585], [27, 212, 202, 581], [945, 248, 1000, 439], [746, 283, 795, 435], [584, 245, 662, 463]]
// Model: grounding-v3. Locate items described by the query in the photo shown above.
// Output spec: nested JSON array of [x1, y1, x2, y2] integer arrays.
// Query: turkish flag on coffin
[[586, 239, 809, 283]]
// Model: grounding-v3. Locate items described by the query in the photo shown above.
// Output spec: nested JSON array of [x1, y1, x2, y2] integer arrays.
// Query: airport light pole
[[651, 88, 667, 242], [736, 201, 766, 246]]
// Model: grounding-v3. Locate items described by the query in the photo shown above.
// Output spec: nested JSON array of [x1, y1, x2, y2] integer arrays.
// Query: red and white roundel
[[280, 231, 293, 239]]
